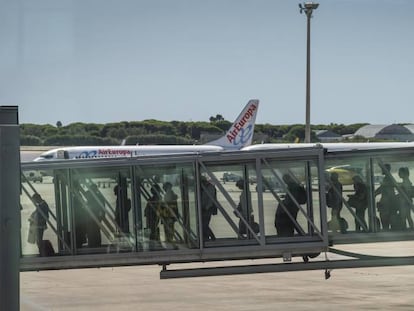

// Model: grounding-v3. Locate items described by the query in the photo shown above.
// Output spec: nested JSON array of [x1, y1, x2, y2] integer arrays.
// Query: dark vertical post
[[305, 13, 311, 143], [299, 2, 318, 143], [0, 106, 20, 311]]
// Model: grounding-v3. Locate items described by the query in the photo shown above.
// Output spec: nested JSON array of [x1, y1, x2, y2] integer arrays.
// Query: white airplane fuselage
[[34, 99, 259, 161]]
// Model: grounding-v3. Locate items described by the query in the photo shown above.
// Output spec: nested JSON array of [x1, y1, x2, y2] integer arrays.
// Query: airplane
[[34, 99, 259, 161]]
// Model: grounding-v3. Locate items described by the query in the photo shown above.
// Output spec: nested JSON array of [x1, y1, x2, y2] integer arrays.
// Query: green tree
[[107, 128, 127, 140], [284, 125, 318, 142], [125, 134, 193, 145], [21, 135, 42, 146], [209, 114, 225, 122], [213, 120, 232, 132], [19, 119, 375, 146], [44, 135, 119, 146]]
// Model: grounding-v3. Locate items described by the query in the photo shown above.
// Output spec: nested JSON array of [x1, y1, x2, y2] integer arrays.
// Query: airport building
[[353, 124, 414, 141], [313, 129, 342, 142]]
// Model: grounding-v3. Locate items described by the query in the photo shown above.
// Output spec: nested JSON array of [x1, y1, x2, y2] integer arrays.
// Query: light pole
[[299, 2, 319, 143]]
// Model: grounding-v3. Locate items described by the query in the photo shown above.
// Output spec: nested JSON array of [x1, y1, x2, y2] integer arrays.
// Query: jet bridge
[[19, 145, 414, 278]]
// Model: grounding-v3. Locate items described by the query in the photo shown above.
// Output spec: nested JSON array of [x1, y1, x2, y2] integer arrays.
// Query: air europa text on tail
[[226, 102, 257, 144]]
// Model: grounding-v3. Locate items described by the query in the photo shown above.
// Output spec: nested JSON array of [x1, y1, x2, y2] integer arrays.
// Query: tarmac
[[20, 250, 414, 311]]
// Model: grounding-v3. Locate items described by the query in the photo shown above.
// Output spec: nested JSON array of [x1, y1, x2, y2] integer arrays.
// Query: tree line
[[20, 117, 370, 146]]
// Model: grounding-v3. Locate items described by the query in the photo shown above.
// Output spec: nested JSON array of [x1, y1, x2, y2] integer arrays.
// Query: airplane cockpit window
[[41, 154, 54, 159]]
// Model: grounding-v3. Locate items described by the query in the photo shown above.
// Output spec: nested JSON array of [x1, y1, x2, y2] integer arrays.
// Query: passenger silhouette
[[398, 167, 414, 229], [28, 193, 50, 254], [326, 172, 346, 233], [347, 175, 368, 232], [145, 184, 162, 241], [85, 184, 105, 247], [114, 185, 131, 234], [162, 182, 179, 243], [235, 179, 257, 237], [275, 174, 307, 237], [200, 176, 217, 242], [375, 164, 397, 230], [72, 181, 87, 248]]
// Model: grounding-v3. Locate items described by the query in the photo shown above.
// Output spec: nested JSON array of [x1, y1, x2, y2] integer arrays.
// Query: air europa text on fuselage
[[78, 149, 133, 158], [226, 103, 257, 144], [98, 149, 132, 156]]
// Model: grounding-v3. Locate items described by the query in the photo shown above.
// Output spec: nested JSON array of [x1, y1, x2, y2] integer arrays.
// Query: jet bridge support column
[[0, 106, 20, 311]]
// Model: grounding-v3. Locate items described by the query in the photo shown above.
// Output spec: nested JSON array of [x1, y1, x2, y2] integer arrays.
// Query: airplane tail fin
[[206, 99, 259, 150]]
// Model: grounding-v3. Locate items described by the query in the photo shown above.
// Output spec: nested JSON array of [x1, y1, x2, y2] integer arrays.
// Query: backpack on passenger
[[294, 184, 307, 205]]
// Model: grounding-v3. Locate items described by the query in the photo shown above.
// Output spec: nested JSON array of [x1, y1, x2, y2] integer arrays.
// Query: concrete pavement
[[21, 255, 414, 310]]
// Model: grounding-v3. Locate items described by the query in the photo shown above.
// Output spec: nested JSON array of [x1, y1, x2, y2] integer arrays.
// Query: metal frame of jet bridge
[[19, 145, 414, 279]]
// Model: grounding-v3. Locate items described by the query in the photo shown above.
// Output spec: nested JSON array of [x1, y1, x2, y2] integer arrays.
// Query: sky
[[1, 0, 414, 126]]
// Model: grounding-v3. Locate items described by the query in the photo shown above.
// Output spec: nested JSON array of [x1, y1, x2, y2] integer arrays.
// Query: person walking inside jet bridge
[[398, 166, 414, 230], [275, 174, 307, 237], [85, 184, 106, 247], [347, 175, 368, 232], [162, 182, 179, 243], [114, 185, 131, 234], [145, 184, 163, 241], [375, 163, 397, 230], [326, 172, 344, 233], [200, 176, 217, 241], [235, 179, 255, 237], [73, 181, 87, 248], [28, 193, 49, 253]]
